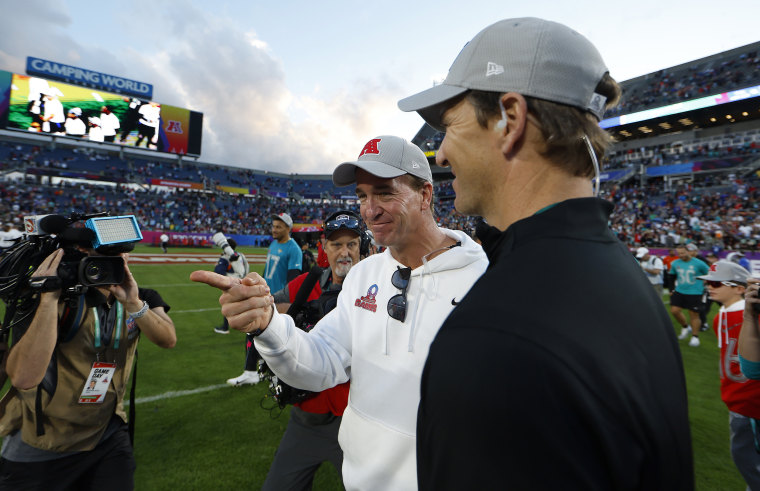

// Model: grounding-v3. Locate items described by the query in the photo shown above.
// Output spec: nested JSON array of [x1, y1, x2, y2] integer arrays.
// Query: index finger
[[190, 270, 237, 290]]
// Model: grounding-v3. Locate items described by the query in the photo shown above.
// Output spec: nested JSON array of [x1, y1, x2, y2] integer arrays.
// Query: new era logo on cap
[[332, 135, 433, 187], [486, 62, 504, 77], [398, 17, 612, 130]]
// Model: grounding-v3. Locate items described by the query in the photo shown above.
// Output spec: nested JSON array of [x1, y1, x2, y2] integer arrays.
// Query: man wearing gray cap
[[191, 135, 487, 490], [698, 261, 760, 489], [398, 17, 693, 488]]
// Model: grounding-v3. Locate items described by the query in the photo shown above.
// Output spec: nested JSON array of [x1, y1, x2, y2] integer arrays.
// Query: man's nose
[[435, 138, 450, 168]]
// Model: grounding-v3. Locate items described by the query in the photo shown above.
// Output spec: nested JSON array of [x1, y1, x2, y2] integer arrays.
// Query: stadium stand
[[1, 41, 759, 254]]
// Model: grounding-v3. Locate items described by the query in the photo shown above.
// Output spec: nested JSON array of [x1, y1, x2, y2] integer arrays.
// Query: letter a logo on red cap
[[359, 138, 381, 158]]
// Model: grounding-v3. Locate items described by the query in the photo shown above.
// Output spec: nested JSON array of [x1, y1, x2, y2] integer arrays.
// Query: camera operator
[[0, 242, 176, 490], [212, 235, 249, 334], [261, 210, 367, 490]]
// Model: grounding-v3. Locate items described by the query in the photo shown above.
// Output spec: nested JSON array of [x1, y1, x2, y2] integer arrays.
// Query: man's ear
[[498, 93, 528, 158], [421, 181, 434, 210]]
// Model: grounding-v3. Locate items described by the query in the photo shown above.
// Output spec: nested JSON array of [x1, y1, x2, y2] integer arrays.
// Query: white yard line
[[128, 384, 229, 405]]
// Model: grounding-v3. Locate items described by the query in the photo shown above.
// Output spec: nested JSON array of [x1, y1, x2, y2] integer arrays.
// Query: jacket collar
[[480, 198, 614, 267]]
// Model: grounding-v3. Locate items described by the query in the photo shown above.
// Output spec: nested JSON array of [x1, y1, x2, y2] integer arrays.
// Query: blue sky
[[1, 0, 758, 174]]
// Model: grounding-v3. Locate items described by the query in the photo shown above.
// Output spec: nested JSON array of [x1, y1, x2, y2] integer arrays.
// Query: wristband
[[128, 301, 150, 319]]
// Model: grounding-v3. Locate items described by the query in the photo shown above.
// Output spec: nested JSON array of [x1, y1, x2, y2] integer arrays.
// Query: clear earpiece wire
[[582, 134, 600, 197]]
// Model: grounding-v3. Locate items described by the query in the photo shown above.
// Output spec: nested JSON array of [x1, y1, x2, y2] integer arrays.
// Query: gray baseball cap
[[698, 260, 749, 284], [398, 17, 610, 131], [272, 212, 293, 228], [332, 135, 432, 186]]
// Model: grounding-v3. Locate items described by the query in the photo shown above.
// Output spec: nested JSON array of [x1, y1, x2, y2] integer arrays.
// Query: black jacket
[[417, 198, 693, 490]]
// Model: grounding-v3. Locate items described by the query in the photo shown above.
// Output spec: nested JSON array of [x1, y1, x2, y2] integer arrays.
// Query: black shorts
[[670, 292, 703, 311]]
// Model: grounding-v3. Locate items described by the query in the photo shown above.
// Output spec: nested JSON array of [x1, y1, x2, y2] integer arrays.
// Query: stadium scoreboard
[[0, 60, 203, 157]]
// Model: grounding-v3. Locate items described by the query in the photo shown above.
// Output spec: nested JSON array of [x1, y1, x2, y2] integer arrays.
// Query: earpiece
[[495, 101, 508, 131]]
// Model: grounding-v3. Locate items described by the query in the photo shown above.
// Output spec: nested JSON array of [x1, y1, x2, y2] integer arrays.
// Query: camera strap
[[60, 295, 87, 343], [286, 266, 324, 319], [93, 303, 124, 350]]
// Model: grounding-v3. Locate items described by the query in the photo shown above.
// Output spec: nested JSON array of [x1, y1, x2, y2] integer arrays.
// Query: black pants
[[0, 428, 135, 491]]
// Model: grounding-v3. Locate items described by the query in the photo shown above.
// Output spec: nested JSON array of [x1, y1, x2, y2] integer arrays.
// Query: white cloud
[[0, 0, 421, 175]]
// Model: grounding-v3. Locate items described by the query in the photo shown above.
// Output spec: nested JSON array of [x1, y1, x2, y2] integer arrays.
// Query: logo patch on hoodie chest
[[355, 284, 378, 313]]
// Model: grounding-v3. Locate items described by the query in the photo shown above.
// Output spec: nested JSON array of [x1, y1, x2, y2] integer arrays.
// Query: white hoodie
[[255, 228, 488, 490]]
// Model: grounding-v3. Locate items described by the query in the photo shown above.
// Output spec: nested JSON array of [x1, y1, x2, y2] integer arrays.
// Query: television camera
[[0, 212, 143, 333]]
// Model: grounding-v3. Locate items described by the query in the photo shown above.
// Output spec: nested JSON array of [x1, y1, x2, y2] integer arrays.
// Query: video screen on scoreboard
[[0, 72, 202, 156]]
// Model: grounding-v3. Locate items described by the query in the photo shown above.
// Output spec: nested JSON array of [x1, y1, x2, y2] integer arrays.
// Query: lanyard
[[93, 303, 123, 350]]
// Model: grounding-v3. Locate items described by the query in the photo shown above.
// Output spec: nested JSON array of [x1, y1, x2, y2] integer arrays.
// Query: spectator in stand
[[671, 244, 710, 346], [698, 261, 760, 489], [637, 247, 665, 297]]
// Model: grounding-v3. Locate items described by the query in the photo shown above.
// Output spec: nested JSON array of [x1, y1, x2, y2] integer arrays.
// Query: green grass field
[[0, 244, 748, 489]]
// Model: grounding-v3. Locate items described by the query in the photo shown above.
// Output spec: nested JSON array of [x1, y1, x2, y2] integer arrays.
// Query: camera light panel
[[86, 216, 143, 249]]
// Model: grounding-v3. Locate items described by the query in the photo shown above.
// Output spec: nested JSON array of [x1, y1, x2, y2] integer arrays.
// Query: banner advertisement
[[148, 178, 204, 189], [216, 185, 256, 195], [142, 230, 271, 247], [26, 57, 153, 99]]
